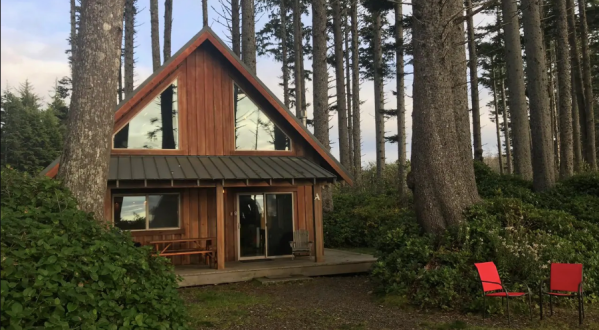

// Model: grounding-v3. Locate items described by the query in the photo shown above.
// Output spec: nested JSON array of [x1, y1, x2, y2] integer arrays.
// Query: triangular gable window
[[234, 84, 290, 151], [113, 80, 179, 149]]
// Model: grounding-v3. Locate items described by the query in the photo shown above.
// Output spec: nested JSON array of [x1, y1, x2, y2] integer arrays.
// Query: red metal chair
[[540, 263, 584, 325], [474, 262, 532, 324]]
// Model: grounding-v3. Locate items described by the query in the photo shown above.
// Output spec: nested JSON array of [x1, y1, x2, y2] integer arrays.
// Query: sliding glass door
[[238, 193, 294, 259]]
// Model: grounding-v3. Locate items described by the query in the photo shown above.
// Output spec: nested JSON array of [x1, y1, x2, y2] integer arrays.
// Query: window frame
[[112, 192, 181, 231], [232, 82, 293, 152], [112, 77, 181, 151]]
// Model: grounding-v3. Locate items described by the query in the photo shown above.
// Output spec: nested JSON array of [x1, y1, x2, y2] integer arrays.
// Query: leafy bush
[[1, 168, 188, 329]]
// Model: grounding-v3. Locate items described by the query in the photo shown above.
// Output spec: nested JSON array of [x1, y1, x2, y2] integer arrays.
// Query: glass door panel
[[266, 194, 294, 257], [238, 194, 265, 258]]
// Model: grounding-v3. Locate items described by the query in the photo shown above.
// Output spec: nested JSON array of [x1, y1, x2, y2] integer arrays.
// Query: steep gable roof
[[42, 27, 352, 185]]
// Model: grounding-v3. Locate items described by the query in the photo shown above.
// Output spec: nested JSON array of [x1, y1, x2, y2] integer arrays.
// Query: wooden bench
[[289, 230, 313, 260], [150, 237, 217, 268]]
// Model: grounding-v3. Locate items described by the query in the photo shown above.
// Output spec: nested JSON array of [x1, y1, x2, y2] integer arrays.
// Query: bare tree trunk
[[373, 10, 385, 180], [70, 0, 78, 72], [345, 16, 354, 172], [203, 0, 208, 27], [554, 0, 574, 178], [522, 0, 556, 190], [293, 0, 304, 123], [232, 0, 240, 56], [351, 0, 361, 181], [59, 0, 125, 218], [332, 0, 350, 171], [395, 2, 407, 199], [549, 42, 560, 172], [164, 0, 172, 62], [577, 0, 596, 169], [312, 0, 332, 212], [565, 0, 584, 171], [118, 57, 123, 102], [280, 0, 289, 109], [124, 0, 135, 95], [150, 0, 161, 71], [492, 68, 504, 174], [572, 74, 583, 171], [501, 0, 533, 179], [411, 0, 480, 234], [241, 0, 256, 74], [466, 0, 483, 161], [501, 78, 513, 174]]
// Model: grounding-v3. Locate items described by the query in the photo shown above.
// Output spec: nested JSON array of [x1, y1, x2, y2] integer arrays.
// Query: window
[[113, 79, 179, 149], [113, 193, 180, 231], [234, 84, 291, 151]]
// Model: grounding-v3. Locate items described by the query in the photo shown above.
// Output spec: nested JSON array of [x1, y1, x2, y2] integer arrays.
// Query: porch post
[[216, 182, 225, 270], [313, 183, 325, 262]]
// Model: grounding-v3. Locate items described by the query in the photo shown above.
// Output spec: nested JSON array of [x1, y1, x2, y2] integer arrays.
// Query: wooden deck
[[175, 249, 376, 287]]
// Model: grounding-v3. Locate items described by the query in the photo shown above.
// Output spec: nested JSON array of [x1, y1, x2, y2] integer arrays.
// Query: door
[[238, 193, 294, 259]]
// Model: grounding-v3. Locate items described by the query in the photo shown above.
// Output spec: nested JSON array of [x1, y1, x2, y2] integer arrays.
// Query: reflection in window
[[113, 194, 180, 231], [234, 84, 290, 151], [113, 80, 179, 149]]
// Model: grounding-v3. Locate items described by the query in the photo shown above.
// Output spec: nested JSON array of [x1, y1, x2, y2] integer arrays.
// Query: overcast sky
[[1, 0, 500, 166]]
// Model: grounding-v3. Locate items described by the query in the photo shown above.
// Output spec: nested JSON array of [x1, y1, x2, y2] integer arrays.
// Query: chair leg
[[579, 294, 583, 325], [482, 295, 486, 320], [506, 296, 511, 326], [528, 294, 533, 321], [540, 291, 544, 320], [549, 294, 553, 316]]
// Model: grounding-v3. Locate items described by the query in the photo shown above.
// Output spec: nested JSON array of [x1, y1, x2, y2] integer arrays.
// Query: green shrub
[[0, 168, 188, 329]]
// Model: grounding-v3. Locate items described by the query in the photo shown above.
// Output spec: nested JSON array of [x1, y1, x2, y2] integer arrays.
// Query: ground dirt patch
[[179, 275, 598, 330]]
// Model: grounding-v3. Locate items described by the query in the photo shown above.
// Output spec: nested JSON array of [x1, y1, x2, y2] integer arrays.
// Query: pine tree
[[150, 0, 161, 71], [332, 0, 350, 171]]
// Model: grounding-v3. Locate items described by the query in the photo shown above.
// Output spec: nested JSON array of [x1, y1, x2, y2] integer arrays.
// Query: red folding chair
[[474, 262, 532, 324], [540, 263, 584, 325]]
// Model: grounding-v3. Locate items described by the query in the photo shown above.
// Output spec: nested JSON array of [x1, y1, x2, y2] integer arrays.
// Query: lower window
[[113, 193, 180, 231]]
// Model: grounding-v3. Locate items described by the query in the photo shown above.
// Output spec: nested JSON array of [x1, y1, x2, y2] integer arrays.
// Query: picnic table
[[150, 237, 217, 268]]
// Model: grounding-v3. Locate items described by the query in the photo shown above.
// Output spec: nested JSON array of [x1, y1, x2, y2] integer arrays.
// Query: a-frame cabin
[[42, 27, 352, 272]]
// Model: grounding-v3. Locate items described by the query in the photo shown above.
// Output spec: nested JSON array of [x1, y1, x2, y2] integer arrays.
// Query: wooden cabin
[[41, 27, 352, 271]]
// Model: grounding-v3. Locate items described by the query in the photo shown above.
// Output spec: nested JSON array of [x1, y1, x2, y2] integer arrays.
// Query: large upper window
[[113, 80, 179, 149], [234, 84, 291, 151], [113, 193, 180, 231]]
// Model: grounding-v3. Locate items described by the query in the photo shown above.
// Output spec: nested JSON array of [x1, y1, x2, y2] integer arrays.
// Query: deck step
[[255, 274, 313, 285]]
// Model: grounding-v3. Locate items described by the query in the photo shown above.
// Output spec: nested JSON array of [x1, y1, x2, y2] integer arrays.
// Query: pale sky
[[0, 0, 499, 166]]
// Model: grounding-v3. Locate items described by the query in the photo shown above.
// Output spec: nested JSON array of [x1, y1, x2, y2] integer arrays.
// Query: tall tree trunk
[[280, 0, 289, 109], [522, 0, 556, 190], [124, 0, 135, 96], [395, 2, 407, 199], [549, 42, 560, 172], [501, 78, 513, 174], [566, 0, 584, 171], [241, 0, 257, 74], [163, 0, 172, 62], [332, 0, 350, 171], [373, 10, 385, 180], [232, 0, 240, 56], [70, 0, 78, 72], [203, 0, 208, 27], [411, 0, 480, 234], [492, 68, 504, 174], [577, 0, 597, 169], [58, 0, 125, 218], [501, 0, 533, 179], [555, 0, 574, 178], [351, 0, 361, 181], [345, 16, 354, 172], [465, 0, 483, 161], [150, 0, 161, 71], [293, 0, 304, 123], [312, 0, 332, 212]]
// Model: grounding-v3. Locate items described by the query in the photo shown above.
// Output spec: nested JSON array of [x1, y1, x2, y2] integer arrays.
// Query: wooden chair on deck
[[290, 230, 313, 260]]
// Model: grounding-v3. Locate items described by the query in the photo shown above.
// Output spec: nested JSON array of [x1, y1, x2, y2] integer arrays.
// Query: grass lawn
[[180, 275, 598, 330]]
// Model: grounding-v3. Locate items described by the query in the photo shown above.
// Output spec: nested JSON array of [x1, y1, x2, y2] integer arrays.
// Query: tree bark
[[241, 0, 257, 74], [501, 0, 533, 179], [501, 78, 513, 174], [280, 0, 289, 109], [572, 72, 583, 171], [332, 0, 350, 171], [522, 0, 556, 190], [549, 43, 560, 172], [150, 0, 161, 71], [411, 0, 480, 234], [124, 0, 135, 96], [373, 10, 385, 180], [203, 0, 208, 27], [58, 0, 125, 219], [345, 15, 354, 173], [164, 0, 172, 62], [466, 0, 483, 162], [395, 2, 407, 199], [70, 0, 78, 72], [293, 0, 304, 123], [565, 0, 584, 171], [555, 0, 574, 178], [351, 0, 361, 181], [232, 0, 240, 56], [577, 0, 597, 169], [492, 68, 504, 174]]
